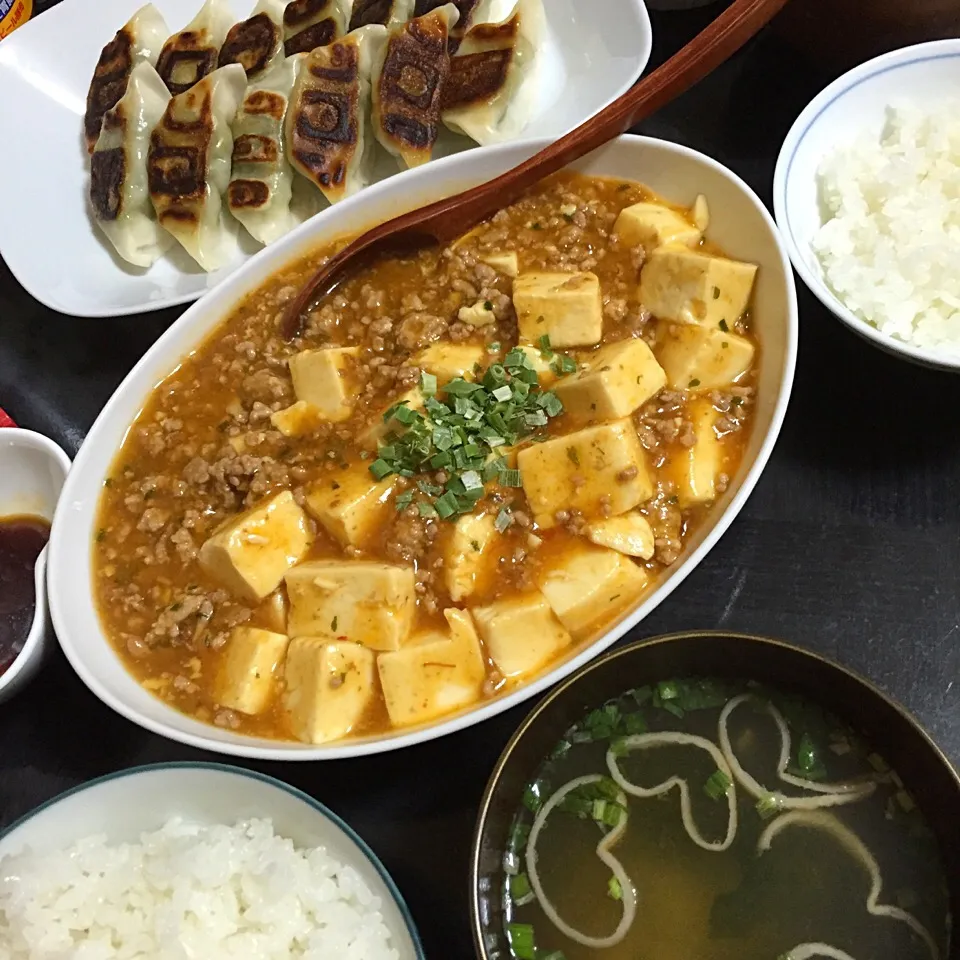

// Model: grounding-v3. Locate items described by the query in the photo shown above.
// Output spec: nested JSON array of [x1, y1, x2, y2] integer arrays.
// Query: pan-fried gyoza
[[82, 0, 549, 271]]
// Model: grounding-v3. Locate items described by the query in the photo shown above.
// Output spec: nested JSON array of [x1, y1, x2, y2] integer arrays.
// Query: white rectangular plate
[[0, 0, 651, 317]]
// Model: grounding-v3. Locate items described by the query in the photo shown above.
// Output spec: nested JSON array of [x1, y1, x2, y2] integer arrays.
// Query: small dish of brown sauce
[[0, 514, 51, 676]]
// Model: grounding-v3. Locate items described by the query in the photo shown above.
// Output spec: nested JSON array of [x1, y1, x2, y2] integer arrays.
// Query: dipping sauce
[[0, 514, 50, 674]]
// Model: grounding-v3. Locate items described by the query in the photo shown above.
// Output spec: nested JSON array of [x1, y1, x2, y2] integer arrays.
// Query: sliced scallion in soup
[[503, 679, 949, 960], [93, 172, 759, 744]]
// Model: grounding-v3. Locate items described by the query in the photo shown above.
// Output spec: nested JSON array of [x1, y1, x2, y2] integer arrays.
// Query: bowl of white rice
[[774, 39, 960, 370], [0, 762, 425, 959]]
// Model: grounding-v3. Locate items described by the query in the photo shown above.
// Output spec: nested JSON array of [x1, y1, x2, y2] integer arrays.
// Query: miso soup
[[502, 679, 950, 960]]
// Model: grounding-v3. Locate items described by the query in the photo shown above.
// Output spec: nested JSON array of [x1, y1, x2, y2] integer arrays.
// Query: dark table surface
[[2, 5, 959, 956]]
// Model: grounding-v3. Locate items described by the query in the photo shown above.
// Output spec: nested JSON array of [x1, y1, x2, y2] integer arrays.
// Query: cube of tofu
[[288, 347, 359, 422], [481, 251, 519, 277], [271, 400, 323, 438], [538, 544, 649, 637], [458, 300, 497, 327], [200, 491, 314, 602], [285, 560, 416, 651], [515, 345, 558, 387], [255, 589, 289, 634], [215, 626, 290, 715], [614, 202, 701, 254], [283, 638, 376, 744], [305, 464, 398, 548], [513, 272, 603, 348], [517, 420, 653, 528], [664, 397, 723, 506], [553, 340, 666, 422], [586, 512, 655, 560], [472, 592, 572, 678], [639, 247, 757, 328], [377, 608, 486, 727], [445, 512, 498, 602], [360, 387, 425, 450], [655, 324, 754, 391], [415, 343, 486, 386]]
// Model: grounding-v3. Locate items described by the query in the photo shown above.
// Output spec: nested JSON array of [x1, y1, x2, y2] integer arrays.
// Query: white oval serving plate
[[0, 0, 652, 318], [774, 39, 960, 371], [48, 133, 798, 760]]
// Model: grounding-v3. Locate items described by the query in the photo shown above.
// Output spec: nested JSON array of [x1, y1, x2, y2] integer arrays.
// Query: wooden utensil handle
[[283, 0, 790, 335], [426, 0, 791, 242]]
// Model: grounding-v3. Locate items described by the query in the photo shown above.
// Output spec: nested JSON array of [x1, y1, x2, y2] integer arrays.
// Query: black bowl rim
[[468, 629, 960, 958]]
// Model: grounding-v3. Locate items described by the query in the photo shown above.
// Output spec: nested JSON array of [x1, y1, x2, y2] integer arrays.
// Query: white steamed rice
[[0, 818, 400, 959], [812, 101, 960, 356]]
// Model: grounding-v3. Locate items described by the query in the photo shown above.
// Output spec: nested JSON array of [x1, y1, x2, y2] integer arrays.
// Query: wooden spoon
[[283, 0, 790, 338]]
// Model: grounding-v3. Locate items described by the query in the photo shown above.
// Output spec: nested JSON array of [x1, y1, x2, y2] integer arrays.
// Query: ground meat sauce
[[93, 172, 758, 743]]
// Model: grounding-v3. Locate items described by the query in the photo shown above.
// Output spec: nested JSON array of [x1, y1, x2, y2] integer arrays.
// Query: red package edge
[[0, 408, 16, 428]]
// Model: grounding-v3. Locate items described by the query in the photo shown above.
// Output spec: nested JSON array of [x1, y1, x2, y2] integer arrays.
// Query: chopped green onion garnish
[[417, 501, 438, 518], [797, 733, 818, 774], [631, 686, 653, 706], [508, 820, 531, 852], [367, 352, 564, 519], [522, 783, 543, 814], [607, 876, 623, 901], [369, 458, 393, 480], [420, 371, 438, 397], [506, 922, 536, 960], [704, 769, 732, 801], [539, 392, 563, 417], [756, 794, 781, 820], [444, 377, 481, 397], [551, 354, 577, 376], [509, 872, 532, 901], [662, 701, 685, 719], [538, 334, 554, 358], [499, 468, 522, 488], [461, 469, 483, 492], [657, 680, 680, 700], [395, 489, 414, 511], [623, 712, 647, 735], [391, 402, 419, 425], [495, 506, 514, 533]]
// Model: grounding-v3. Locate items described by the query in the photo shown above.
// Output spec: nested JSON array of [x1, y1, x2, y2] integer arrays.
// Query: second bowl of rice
[[0, 763, 424, 959], [774, 39, 960, 371]]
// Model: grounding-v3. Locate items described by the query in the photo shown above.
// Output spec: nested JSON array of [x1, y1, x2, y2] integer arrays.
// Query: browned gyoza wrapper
[[286, 26, 386, 204], [283, 0, 346, 56], [83, 4, 169, 154], [441, 0, 544, 145], [414, 0, 480, 50], [155, 0, 235, 96], [348, 0, 412, 30], [372, 5, 457, 168], [441, 14, 519, 112], [218, 10, 283, 78], [147, 64, 247, 270]]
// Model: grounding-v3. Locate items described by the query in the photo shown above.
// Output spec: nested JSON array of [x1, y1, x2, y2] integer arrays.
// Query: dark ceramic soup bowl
[[470, 631, 960, 960]]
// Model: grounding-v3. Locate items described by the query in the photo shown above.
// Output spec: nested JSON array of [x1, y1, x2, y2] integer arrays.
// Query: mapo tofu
[[93, 171, 759, 744]]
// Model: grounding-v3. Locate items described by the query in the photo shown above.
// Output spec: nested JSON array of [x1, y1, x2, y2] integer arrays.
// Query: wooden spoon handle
[[283, 0, 790, 335], [424, 0, 792, 242]]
